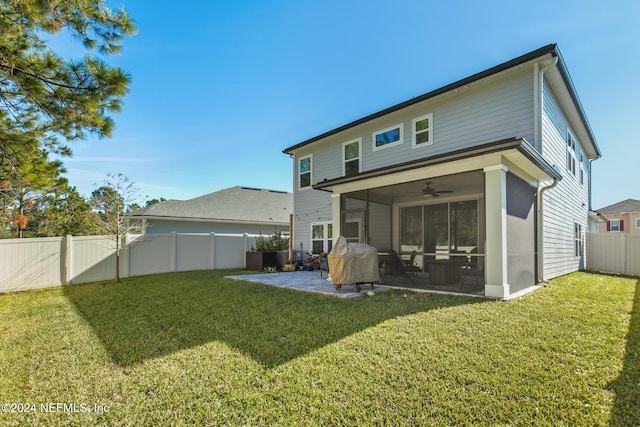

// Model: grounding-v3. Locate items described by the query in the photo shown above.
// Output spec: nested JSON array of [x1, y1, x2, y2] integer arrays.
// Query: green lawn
[[0, 270, 637, 426]]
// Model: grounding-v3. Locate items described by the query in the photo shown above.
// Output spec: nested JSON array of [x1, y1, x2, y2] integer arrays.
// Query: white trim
[[412, 113, 433, 149], [636, 218, 640, 229], [311, 221, 332, 253], [298, 154, 313, 191], [344, 217, 362, 243], [372, 123, 403, 152], [610, 219, 621, 232], [342, 138, 362, 176]]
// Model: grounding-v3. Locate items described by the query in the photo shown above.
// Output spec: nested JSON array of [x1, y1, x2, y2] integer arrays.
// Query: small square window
[[609, 219, 620, 232], [373, 124, 403, 151], [412, 113, 433, 148], [636, 218, 640, 229]]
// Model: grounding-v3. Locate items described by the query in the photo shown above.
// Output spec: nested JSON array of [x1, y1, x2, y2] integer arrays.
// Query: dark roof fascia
[[553, 48, 601, 158], [284, 44, 559, 154], [313, 138, 562, 191]]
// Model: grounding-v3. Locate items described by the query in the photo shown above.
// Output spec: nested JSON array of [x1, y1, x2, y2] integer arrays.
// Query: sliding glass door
[[400, 199, 482, 271]]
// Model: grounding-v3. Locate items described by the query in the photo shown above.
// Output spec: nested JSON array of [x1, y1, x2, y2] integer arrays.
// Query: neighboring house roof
[[128, 186, 293, 225], [283, 43, 600, 160], [596, 199, 640, 215]]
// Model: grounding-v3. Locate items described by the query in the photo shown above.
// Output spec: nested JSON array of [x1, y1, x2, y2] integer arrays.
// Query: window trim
[[412, 113, 433, 149], [342, 138, 362, 176], [566, 131, 577, 176], [311, 221, 332, 254], [372, 123, 403, 152], [636, 218, 640, 229], [298, 154, 313, 191], [574, 222, 583, 257], [609, 219, 621, 232]]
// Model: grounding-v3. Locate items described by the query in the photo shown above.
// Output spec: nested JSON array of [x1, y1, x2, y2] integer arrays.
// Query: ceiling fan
[[411, 181, 454, 198]]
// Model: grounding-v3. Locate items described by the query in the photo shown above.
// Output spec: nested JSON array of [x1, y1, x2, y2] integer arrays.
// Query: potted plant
[[245, 233, 289, 271], [283, 258, 296, 272]]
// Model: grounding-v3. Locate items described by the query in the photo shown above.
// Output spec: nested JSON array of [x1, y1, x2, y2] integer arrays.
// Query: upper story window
[[373, 124, 403, 151], [412, 113, 433, 148], [608, 219, 622, 232], [566, 131, 577, 176], [636, 218, 640, 229], [298, 154, 312, 190], [342, 138, 361, 176]]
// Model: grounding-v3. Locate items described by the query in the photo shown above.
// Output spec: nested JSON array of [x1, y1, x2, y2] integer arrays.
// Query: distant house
[[596, 199, 640, 234], [283, 44, 601, 299], [128, 186, 292, 235]]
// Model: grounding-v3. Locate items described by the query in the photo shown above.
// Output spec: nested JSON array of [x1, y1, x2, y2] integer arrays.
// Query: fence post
[[210, 232, 216, 270], [621, 234, 627, 275], [64, 235, 72, 285], [171, 231, 177, 272], [243, 233, 248, 269], [123, 233, 130, 279]]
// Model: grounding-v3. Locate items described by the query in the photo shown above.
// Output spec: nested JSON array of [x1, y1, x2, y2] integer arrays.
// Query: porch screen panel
[[400, 206, 423, 254], [450, 200, 478, 252], [424, 203, 449, 259]]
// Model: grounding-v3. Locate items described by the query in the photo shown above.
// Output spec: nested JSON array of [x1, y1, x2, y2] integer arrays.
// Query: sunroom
[[313, 138, 562, 299]]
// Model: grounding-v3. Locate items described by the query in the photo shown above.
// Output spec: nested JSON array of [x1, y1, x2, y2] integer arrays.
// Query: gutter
[[535, 56, 559, 286]]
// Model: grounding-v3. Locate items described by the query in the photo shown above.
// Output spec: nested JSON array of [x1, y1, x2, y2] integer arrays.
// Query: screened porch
[[336, 170, 486, 295]]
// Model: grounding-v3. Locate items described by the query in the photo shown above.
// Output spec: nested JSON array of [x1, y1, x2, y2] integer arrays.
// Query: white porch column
[[484, 165, 509, 298], [331, 193, 341, 244]]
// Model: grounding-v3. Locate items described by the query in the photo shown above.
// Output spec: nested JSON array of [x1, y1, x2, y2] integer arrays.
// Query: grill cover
[[328, 236, 379, 284]]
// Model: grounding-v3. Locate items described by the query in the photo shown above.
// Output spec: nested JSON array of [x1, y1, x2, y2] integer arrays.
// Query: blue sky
[[54, 0, 639, 209]]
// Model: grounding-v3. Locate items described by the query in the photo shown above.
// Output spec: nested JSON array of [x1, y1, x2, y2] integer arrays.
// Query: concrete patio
[[226, 271, 391, 298]]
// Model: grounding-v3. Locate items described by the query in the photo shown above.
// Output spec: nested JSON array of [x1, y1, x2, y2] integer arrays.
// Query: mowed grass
[[0, 270, 637, 426]]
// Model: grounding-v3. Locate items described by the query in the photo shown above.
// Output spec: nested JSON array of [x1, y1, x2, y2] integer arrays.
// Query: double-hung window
[[412, 113, 433, 148], [566, 131, 577, 176], [608, 219, 622, 232], [574, 222, 583, 257], [373, 124, 403, 151], [342, 138, 361, 176], [299, 154, 312, 190], [311, 222, 333, 254]]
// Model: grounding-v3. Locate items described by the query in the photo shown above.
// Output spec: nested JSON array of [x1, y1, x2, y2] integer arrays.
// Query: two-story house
[[596, 199, 640, 234], [283, 44, 601, 299]]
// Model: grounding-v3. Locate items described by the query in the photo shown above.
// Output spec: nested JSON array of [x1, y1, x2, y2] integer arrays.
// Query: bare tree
[[91, 173, 146, 282]]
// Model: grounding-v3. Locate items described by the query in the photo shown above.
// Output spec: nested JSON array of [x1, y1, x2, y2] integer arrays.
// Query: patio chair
[[388, 250, 419, 283], [460, 259, 484, 289]]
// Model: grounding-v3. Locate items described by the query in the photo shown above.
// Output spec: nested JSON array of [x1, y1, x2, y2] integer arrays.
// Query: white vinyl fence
[[586, 232, 640, 276], [0, 232, 260, 293]]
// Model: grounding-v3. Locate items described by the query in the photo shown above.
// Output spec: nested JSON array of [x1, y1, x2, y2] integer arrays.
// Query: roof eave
[[552, 48, 602, 158], [312, 137, 561, 192], [283, 44, 560, 155]]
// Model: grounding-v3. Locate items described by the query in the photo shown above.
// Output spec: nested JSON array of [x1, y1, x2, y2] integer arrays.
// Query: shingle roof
[[596, 199, 640, 214], [128, 186, 292, 224]]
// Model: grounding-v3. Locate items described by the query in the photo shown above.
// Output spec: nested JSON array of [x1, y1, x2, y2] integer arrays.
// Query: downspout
[[537, 178, 558, 285], [535, 56, 558, 286]]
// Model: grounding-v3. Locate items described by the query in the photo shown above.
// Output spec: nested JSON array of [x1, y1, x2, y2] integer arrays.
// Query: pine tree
[[0, 0, 136, 236]]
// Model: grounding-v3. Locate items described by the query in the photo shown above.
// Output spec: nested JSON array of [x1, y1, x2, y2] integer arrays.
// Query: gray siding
[[292, 68, 536, 252], [540, 82, 589, 279]]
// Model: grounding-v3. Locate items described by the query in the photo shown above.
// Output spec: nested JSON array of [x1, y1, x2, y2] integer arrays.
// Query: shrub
[[250, 233, 289, 252]]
